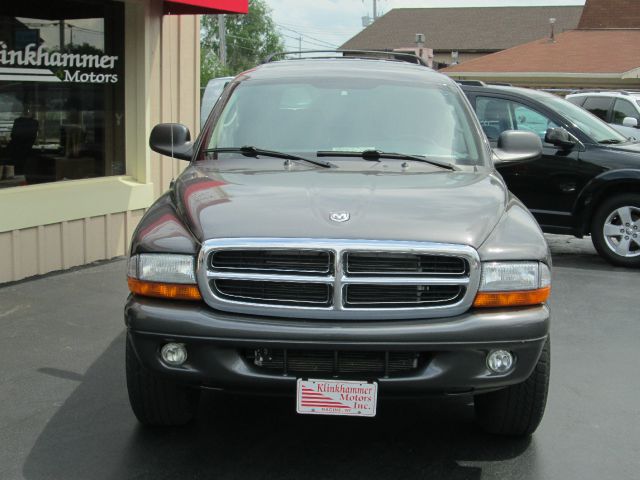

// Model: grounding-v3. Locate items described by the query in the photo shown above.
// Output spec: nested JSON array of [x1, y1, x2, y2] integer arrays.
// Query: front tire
[[126, 337, 200, 426], [474, 339, 550, 436], [591, 194, 640, 268]]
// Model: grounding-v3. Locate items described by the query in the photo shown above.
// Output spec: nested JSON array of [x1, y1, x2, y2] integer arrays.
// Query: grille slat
[[247, 349, 421, 376], [345, 284, 463, 308], [346, 252, 466, 275], [211, 250, 332, 274], [213, 279, 331, 306]]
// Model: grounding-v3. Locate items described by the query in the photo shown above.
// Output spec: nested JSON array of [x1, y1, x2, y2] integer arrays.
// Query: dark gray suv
[[125, 53, 551, 436]]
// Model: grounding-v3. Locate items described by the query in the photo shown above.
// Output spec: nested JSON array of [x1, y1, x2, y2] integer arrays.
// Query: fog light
[[161, 343, 187, 366], [487, 350, 514, 373]]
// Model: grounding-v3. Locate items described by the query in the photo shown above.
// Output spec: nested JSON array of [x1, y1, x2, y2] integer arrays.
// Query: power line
[[279, 33, 337, 50], [276, 21, 357, 34], [276, 24, 338, 48], [278, 32, 337, 50]]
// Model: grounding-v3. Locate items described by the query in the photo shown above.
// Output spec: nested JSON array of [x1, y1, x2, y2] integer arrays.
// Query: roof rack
[[570, 89, 640, 96], [262, 50, 429, 67], [456, 80, 486, 87]]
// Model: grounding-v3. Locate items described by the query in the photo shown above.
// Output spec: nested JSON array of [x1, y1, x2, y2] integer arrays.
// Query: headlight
[[474, 261, 550, 308], [127, 254, 201, 301]]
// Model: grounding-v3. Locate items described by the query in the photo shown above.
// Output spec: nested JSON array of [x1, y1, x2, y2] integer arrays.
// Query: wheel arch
[[574, 170, 640, 236]]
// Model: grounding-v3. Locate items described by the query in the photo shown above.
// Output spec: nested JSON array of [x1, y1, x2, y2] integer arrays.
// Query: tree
[[201, 0, 284, 85]]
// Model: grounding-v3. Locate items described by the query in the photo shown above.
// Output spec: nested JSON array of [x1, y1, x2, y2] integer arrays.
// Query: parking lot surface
[[1, 235, 638, 480]]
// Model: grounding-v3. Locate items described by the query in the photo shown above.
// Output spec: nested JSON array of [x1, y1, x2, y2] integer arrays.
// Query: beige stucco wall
[[0, 0, 200, 284]]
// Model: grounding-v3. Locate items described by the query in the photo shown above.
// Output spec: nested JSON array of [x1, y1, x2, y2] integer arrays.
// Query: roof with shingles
[[441, 29, 640, 75], [578, 0, 640, 29], [340, 6, 583, 52]]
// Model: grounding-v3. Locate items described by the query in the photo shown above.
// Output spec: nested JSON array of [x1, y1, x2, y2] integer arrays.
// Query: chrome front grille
[[197, 238, 480, 320]]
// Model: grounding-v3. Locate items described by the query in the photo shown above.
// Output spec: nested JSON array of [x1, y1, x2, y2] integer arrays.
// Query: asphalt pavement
[[1, 234, 638, 480]]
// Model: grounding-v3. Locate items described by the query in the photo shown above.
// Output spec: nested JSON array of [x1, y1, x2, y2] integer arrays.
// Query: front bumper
[[125, 296, 549, 396]]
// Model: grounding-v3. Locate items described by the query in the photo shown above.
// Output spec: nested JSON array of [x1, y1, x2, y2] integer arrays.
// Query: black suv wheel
[[126, 337, 200, 426], [591, 194, 640, 268], [474, 339, 550, 436]]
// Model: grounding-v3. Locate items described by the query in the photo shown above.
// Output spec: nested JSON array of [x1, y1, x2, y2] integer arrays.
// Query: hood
[[174, 160, 508, 249], [609, 140, 640, 156]]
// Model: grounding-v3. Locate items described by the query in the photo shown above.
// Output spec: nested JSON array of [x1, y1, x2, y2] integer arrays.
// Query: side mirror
[[545, 127, 576, 149], [492, 130, 543, 165], [149, 123, 193, 160], [622, 116, 639, 128]]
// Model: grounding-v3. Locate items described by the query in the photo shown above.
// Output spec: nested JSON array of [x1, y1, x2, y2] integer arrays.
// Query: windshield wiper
[[599, 139, 624, 144], [316, 149, 458, 171], [204, 146, 335, 168]]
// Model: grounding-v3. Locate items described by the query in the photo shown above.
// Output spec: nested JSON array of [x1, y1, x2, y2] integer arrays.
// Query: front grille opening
[[245, 348, 423, 377], [210, 250, 333, 274], [345, 252, 467, 276], [213, 279, 332, 307], [344, 284, 464, 308]]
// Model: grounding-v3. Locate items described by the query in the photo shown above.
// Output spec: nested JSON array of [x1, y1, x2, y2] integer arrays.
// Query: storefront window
[[0, 1, 124, 188]]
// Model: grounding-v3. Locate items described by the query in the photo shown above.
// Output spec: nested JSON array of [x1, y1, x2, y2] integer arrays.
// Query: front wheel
[[591, 194, 640, 268], [126, 337, 200, 426], [474, 339, 550, 436]]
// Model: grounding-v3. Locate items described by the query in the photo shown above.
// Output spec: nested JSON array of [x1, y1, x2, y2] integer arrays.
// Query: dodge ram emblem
[[330, 211, 350, 223]]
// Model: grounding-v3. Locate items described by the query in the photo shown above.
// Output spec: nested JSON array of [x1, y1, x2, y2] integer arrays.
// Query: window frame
[[581, 96, 614, 123], [611, 98, 640, 125], [472, 94, 560, 145], [0, 1, 155, 233]]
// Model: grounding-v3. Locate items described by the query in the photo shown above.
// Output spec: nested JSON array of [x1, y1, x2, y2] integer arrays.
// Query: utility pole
[[218, 14, 227, 66], [372, 0, 377, 20], [298, 34, 302, 57]]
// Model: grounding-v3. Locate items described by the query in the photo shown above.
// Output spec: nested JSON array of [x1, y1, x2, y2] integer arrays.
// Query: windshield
[[542, 94, 628, 143], [201, 77, 483, 166]]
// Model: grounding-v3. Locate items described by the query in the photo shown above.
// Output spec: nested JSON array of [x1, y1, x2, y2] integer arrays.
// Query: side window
[[611, 99, 640, 125], [475, 97, 514, 141], [475, 96, 558, 141], [513, 105, 559, 139], [582, 96, 613, 121], [566, 96, 586, 107]]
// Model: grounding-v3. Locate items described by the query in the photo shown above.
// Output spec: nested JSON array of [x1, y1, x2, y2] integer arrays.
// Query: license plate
[[296, 378, 377, 417]]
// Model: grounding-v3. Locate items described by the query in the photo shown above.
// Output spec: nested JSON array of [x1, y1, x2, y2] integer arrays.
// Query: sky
[[265, 0, 585, 51]]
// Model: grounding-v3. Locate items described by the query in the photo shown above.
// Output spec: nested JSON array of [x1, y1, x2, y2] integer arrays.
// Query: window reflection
[[0, 1, 124, 188]]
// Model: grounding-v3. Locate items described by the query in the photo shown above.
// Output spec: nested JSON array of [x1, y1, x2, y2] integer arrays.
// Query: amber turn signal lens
[[473, 286, 550, 308], [128, 278, 202, 301]]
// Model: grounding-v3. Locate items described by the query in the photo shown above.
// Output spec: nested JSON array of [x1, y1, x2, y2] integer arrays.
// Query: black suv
[[461, 84, 640, 267]]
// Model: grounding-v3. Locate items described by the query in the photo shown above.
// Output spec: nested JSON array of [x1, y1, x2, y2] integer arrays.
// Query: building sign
[[0, 42, 119, 83]]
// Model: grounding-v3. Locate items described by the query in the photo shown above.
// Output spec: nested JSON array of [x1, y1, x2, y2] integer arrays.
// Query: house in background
[[442, 0, 640, 90], [340, 5, 583, 68], [0, 0, 248, 284]]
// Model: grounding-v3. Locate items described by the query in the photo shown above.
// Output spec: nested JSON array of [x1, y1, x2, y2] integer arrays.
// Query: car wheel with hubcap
[[591, 194, 640, 268], [474, 339, 550, 436]]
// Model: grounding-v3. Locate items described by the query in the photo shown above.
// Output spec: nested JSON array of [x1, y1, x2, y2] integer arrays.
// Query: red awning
[[164, 0, 248, 15]]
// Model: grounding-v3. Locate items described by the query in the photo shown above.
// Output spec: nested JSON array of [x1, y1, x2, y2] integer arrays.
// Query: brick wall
[[578, 0, 640, 28]]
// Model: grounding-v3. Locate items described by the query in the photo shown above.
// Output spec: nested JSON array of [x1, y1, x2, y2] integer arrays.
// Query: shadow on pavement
[[550, 252, 629, 273], [23, 332, 534, 480]]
